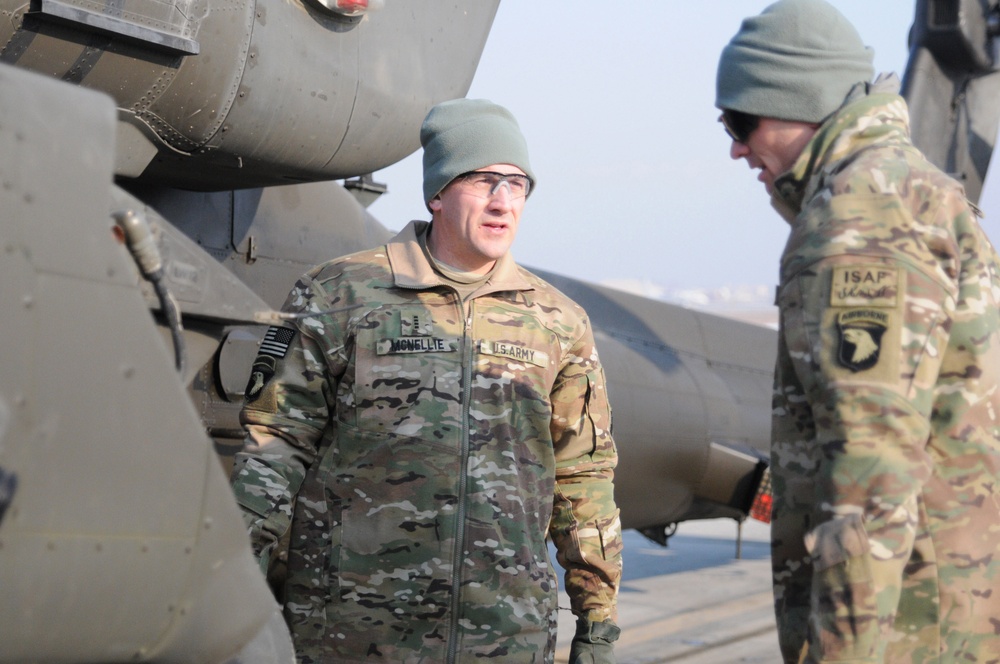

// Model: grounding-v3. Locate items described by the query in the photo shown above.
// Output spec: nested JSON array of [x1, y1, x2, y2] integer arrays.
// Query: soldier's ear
[[428, 196, 443, 212]]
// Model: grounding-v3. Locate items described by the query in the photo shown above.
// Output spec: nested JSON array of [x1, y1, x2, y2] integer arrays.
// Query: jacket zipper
[[447, 300, 475, 664]]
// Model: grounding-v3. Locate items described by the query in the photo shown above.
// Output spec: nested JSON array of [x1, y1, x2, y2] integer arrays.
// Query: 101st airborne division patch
[[829, 266, 900, 374], [836, 309, 888, 372]]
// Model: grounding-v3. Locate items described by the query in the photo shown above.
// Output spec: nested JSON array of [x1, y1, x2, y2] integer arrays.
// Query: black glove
[[568, 618, 620, 664]]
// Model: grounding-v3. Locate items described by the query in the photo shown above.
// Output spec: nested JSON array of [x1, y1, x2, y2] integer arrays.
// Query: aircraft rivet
[[203, 517, 213, 529], [122, 366, 135, 378], [47, 541, 55, 550], [95, 542, 102, 552], [22, 295, 32, 309]]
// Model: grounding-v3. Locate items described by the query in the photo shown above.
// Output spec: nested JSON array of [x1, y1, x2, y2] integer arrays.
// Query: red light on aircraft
[[314, 0, 382, 16], [749, 466, 772, 524], [330, 0, 369, 15]]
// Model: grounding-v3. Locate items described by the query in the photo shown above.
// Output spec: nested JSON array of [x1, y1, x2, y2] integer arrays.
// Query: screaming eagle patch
[[836, 309, 888, 372], [245, 355, 277, 403]]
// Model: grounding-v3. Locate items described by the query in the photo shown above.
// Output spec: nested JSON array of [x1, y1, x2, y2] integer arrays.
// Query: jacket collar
[[770, 76, 910, 223], [386, 220, 534, 295]]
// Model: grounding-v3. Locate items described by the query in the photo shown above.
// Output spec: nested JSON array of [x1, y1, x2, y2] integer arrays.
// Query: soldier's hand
[[568, 618, 620, 664]]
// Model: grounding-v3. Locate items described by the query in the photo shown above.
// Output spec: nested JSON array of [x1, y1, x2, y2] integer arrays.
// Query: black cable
[[113, 209, 186, 375]]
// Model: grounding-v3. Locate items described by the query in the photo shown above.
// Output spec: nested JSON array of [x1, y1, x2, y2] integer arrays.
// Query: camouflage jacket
[[230, 221, 622, 663], [769, 90, 1000, 663]]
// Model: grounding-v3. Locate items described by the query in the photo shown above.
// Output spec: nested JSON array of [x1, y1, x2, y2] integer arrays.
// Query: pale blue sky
[[368, 1, 1000, 295]]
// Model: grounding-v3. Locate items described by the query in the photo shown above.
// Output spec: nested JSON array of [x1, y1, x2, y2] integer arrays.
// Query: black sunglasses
[[719, 109, 760, 144]]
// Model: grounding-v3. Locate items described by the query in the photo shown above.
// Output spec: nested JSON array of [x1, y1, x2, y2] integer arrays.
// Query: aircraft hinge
[[246, 235, 258, 264], [0, 466, 18, 528]]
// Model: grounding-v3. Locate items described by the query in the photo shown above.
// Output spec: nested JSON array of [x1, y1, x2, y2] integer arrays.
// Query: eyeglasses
[[719, 109, 760, 144], [456, 171, 532, 199]]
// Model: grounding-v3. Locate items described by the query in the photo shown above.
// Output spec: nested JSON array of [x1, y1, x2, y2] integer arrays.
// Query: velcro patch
[[480, 340, 549, 367], [245, 355, 277, 403], [400, 308, 434, 337], [376, 337, 459, 355], [836, 309, 889, 372], [830, 266, 899, 307], [259, 326, 296, 358]]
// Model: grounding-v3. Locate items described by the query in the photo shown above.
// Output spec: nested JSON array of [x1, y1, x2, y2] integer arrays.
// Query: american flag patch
[[259, 326, 296, 359]]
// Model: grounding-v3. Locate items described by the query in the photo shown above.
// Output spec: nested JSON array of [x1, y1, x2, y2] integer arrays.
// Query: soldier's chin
[[758, 170, 773, 193]]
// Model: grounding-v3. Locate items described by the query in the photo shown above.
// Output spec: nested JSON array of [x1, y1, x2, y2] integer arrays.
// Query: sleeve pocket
[[230, 457, 294, 565], [584, 369, 613, 446], [232, 457, 290, 516]]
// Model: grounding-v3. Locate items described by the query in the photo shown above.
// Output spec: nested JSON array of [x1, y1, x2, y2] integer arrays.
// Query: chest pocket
[[350, 304, 464, 441], [472, 307, 560, 425]]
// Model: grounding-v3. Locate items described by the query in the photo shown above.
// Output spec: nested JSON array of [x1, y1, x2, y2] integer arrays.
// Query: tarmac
[[551, 518, 781, 663]]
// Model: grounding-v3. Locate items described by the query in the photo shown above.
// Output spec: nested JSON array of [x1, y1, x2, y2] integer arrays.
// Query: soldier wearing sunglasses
[[231, 98, 623, 663], [716, 1, 1000, 662]]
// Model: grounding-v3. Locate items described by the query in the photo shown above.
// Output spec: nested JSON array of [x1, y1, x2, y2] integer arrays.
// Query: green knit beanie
[[716, 0, 874, 123], [421, 98, 535, 204]]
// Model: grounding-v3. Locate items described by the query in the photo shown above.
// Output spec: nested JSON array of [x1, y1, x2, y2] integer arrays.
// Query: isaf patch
[[836, 309, 888, 372], [244, 326, 296, 403], [830, 266, 898, 307]]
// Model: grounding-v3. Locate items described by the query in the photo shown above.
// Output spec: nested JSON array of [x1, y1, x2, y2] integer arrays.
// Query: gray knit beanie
[[421, 98, 535, 204], [716, 0, 875, 123]]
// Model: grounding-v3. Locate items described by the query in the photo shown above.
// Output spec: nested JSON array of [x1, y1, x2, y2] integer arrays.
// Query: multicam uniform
[[769, 87, 1000, 662], [231, 220, 622, 663]]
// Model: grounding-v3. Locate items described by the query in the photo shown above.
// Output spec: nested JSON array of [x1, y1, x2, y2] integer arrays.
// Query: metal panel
[[0, 63, 285, 663], [34, 0, 200, 54]]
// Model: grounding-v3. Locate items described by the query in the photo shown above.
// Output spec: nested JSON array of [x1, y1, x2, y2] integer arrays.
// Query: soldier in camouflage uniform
[[716, 1, 1000, 662], [230, 98, 623, 663]]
